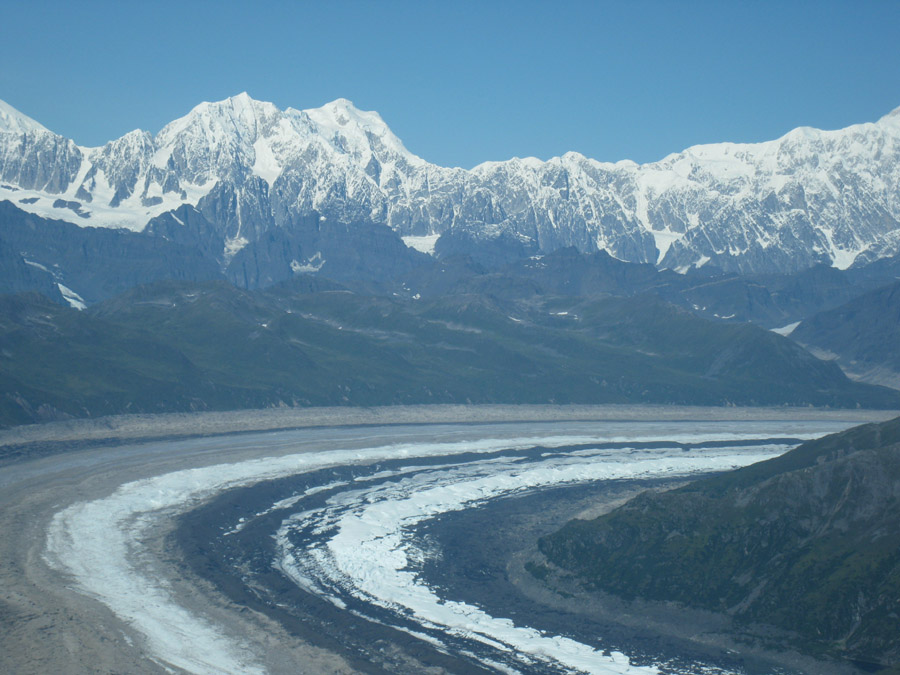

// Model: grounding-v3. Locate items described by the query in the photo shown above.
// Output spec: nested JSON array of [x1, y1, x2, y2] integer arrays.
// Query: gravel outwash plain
[[2, 403, 892, 448]]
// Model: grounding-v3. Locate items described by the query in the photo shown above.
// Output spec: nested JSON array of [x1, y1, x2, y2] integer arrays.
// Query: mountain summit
[[0, 99, 49, 135], [2, 95, 900, 274]]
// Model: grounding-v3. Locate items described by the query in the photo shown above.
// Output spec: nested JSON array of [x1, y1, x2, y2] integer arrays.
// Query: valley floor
[[1, 403, 891, 455], [0, 405, 895, 674]]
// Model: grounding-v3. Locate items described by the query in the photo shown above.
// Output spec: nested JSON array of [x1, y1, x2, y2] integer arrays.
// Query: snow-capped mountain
[[1, 93, 899, 274]]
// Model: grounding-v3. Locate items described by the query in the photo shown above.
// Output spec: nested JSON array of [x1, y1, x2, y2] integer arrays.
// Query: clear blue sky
[[1, 0, 898, 168]]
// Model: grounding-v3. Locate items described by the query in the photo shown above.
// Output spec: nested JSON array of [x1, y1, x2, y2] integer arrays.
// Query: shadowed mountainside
[[792, 281, 900, 390]]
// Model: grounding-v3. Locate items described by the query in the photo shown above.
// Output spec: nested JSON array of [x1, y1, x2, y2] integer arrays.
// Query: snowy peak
[[0, 98, 50, 135], [156, 92, 281, 148], [302, 97, 422, 164], [306, 97, 386, 134], [2, 94, 900, 275], [99, 128, 154, 155], [148, 93, 288, 192], [0, 98, 84, 197], [148, 93, 422, 189], [878, 105, 900, 127]]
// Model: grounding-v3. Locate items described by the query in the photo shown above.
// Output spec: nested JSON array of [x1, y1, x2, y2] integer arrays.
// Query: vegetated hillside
[[792, 281, 900, 390], [2, 280, 898, 427], [446, 248, 893, 329], [0, 291, 265, 426], [539, 417, 900, 670]]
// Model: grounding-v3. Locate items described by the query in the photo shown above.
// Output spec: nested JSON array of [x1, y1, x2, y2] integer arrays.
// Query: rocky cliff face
[[0, 202, 224, 305], [2, 95, 900, 276]]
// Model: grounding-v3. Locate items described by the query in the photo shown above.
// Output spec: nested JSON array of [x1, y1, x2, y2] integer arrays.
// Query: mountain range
[[3, 93, 900, 279], [2, 95, 900, 424]]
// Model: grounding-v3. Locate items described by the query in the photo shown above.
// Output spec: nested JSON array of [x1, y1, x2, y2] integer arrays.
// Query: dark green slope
[[428, 248, 897, 328], [2, 281, 899, 427], [566, 293, 884, 405], [540, 417, 900, 669], [0, 291, 294, 426]]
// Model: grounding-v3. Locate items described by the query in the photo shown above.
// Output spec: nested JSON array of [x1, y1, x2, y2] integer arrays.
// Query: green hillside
[[2, 281, 898, 427], [540, 417, 900, 670]]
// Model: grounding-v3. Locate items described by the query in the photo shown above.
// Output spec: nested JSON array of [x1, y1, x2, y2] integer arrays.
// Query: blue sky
[[1, 0, 898, 168]]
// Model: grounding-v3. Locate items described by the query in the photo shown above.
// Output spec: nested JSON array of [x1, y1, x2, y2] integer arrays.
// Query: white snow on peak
[[229, 91, 254, 105], [0, 98, 50, 134], [96, 128, 154, 158], [303, 98, 424, 164], [878, 106, 900, 128], [3, 92, 900, 274], [308, 98, 384, 131], [158, 93, 278, 142], [473, 155, 547, 173], [562, 150, 588, 162], [517, 156, 546, 170], [153, 94, 272, 162]]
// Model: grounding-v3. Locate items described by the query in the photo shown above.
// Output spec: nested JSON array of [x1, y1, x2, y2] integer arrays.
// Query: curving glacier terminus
[[1, 94, 899, 275]]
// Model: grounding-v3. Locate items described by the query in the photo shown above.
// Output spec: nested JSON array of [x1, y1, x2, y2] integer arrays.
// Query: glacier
[[45, 420, 849, 674]]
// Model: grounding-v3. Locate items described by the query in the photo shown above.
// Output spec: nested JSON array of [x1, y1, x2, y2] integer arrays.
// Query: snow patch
[[291, 252, 325, 273], [223, 236, 249, 261], [818, 226, 864, 270], [831, 245, 864, 270], [649, 229, 684, 264], [402, 234, 441, 255], [24, 259, 50, 273], [0, 177, 215, 232], [771, 321, 801, 336], [57, 283, 86, 310], [252, 137, 282, 187]]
